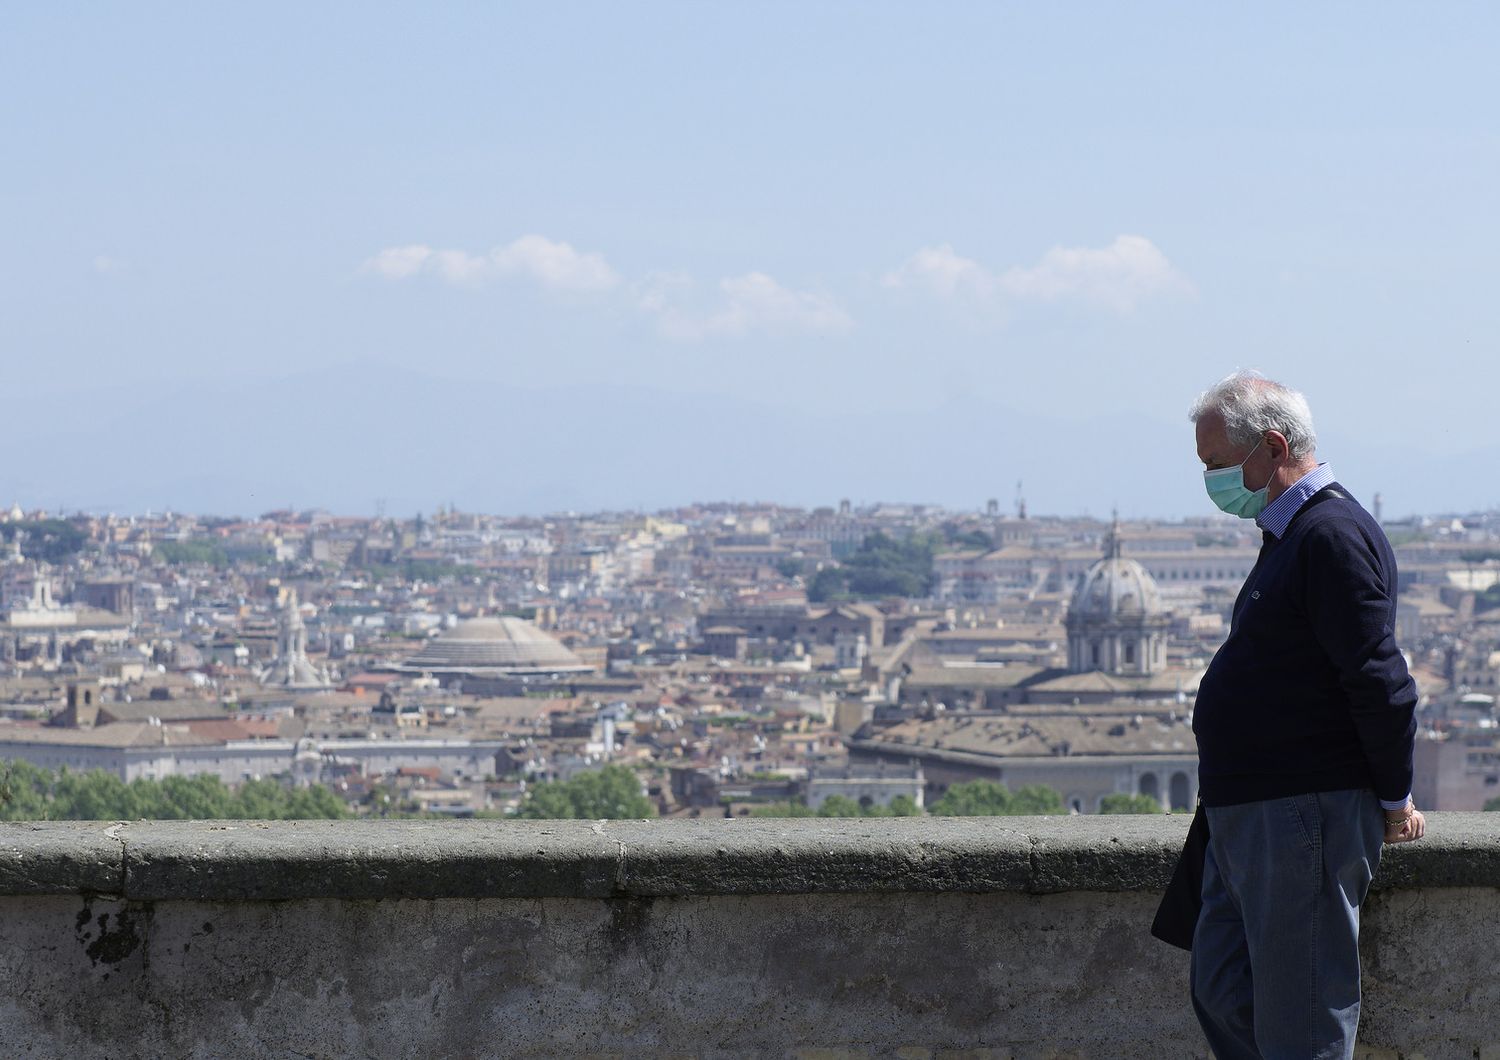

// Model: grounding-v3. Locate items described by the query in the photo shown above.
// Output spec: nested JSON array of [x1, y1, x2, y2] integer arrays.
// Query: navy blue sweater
[[1192, 484, 1418, 807]]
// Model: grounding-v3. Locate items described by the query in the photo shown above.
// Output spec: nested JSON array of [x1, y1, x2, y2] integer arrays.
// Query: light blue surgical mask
[[1203, 438, 1269, 519]]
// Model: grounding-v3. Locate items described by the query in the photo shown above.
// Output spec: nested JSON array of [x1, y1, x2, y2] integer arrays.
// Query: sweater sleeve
[[1301, 519, 1418, 804]]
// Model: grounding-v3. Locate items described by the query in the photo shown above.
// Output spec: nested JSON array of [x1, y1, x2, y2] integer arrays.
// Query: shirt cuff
[[1379, 793, 1411, 811]]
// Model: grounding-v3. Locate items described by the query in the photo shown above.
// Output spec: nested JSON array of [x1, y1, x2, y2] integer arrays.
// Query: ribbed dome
[[398, 617, 590, 674], [1070, 557, 1163, 620]]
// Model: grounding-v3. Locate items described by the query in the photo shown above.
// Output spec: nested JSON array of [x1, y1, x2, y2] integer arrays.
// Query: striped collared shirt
[[1256, 462, 1335, 540]]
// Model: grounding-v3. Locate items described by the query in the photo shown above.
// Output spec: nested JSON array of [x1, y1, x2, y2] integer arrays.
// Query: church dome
[[1068, 519, 1164, 622], [398, 616, 590, 675], [1065, 520, 1169, 677], [1070, 556, 1163, 621]]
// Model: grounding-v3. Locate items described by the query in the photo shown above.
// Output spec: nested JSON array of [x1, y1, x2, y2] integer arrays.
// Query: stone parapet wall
[[0, 815, 1495, 1058]]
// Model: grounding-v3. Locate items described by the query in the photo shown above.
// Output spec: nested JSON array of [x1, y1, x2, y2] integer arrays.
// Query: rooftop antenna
[[1015, 480, 1027, 520]]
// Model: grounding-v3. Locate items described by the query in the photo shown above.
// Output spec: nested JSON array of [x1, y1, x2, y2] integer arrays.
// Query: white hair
[[1188, 369, 1317, 460]]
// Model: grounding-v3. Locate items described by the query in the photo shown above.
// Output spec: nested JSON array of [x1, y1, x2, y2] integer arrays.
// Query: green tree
[[154, 775, 237, 818], [1008, 784, 1066, 814], [929, 779, 1066, 816], [749, 799, 818, 817], [750, 793, 923, 817], [153, 539, 231, 567], [513, 764, 655, 819], [52, 768, 133, 819], [0, 761, 351, 820], [0, 760, 54, 819], [1484, 797, 1500, 812], [0, 520, 88, 562], [941, 524, 994, 551], [232, 778, 296, 819], [887, 794, 923, 816], [279, 783, 351, 819], [808, 567, 849, 603], [815, 795, 864, 817], [808, 532, 938, 602], [230, 777, 349, 819], [1099, 793, 1163, 814]]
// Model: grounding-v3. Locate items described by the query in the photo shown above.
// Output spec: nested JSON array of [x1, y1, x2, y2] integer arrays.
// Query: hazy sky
[[3, 4, 1498, 518]]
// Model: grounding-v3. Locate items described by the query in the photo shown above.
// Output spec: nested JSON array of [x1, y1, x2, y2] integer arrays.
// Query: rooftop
[[395, 616, 592, 675]]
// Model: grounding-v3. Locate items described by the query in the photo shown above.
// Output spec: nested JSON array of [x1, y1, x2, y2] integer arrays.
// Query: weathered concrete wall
[[0, 814, 1495, 1059]]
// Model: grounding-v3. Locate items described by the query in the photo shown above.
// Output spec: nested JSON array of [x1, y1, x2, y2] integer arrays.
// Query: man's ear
[[1265, 431, 1290, 462]]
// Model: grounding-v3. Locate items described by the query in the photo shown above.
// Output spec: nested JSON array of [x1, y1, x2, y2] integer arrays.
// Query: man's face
[[1195, 412, 1274, 492]]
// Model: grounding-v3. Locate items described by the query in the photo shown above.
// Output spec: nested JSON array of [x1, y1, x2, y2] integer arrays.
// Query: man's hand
[[1384, 799, 1427, 844]]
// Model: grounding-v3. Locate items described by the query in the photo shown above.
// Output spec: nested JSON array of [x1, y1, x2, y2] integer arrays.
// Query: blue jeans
[[1190, 788, 1385, 1060]]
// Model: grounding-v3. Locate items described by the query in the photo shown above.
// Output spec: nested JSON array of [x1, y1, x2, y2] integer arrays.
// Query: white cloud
[[885, 235, 1193, 313], [361, 235, 619, 292], [91, 255, 126, 274], [998, 235, 1194, 311], [640, 271, 853, 340], [363, 238, 849, 338], [491, 235, 618, 292], [363, 245, 434, 280], [882, 244, 997, 301]]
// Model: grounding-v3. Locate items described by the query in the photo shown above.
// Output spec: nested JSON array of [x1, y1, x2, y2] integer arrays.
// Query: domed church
[[1065, 518, 1171, 676], [396, 615, 592, 679]]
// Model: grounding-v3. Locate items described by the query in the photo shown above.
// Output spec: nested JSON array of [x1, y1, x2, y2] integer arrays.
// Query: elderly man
[[1187, 370, 1424, 1059]]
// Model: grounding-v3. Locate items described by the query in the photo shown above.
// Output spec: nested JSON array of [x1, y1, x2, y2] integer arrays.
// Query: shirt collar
[[1256, 462, 1335, 539]]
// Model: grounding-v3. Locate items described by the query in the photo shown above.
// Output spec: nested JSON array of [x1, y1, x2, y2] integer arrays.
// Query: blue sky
[[3, 4, 1498, 518]]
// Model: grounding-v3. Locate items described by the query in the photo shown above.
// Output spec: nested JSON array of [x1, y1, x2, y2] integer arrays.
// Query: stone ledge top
[[0, 814, 1494, 902]]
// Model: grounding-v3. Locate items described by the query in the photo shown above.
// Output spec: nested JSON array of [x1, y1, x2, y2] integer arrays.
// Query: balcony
[[1, 814, 1494, 1057]]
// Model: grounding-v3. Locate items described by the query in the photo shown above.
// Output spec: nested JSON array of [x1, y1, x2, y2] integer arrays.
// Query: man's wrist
[[1379, 792, 1412, 813]]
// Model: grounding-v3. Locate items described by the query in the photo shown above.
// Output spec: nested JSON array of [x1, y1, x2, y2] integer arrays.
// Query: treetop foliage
[[808, 531, 937, 603], [928, 779, 1067, 816], [512, 763, 656, 819], [0, 760, 350, 820], [0, 520, 88, 563], [152, 539, 232, 567], [938, 521, 995, 552], [749, 794, 923, 817], [1098, 793, 1163, 814]]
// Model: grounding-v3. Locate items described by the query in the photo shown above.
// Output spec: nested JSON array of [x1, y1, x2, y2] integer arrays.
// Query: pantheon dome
[[1065, 522, 1170, 676], [397, 616, 591, 677]]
